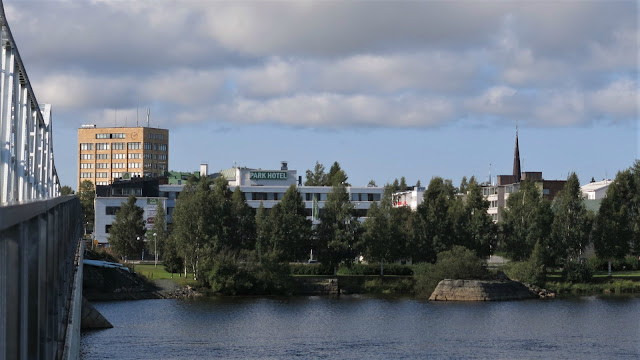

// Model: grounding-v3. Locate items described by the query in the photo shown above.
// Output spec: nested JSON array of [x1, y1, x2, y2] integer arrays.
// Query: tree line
[[103, 160, 640, 293]]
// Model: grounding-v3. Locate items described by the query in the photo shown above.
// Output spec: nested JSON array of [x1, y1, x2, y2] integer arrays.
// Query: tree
[[108, 195, 146, 260], [255, 202, 270, 261], [230, 186, 257, 251], [593, 169, 635, 274], [459, 176, 468, 194], [317, 184, 358, 273], [78, 180, 95, 231], [325, 161, 349, 186], [501, 180, 553, 262], [163, 235, 183, 276], [392, 178, 400, 191], [465, 182, 497, 258], [267, 185, 311, 262], [399, 177, 408, 191], [60, 185, 74, 196], [415, 177, 457, 257], [149, 202, 168, 264], [367, 179, 377, 187], [550, 173, 591, 266], [416, 180, 421, 188], [304, 161, 327, 186]]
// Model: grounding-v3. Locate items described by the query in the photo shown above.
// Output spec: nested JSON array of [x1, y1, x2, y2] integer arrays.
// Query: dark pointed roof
[[513, 129, 521, 183]]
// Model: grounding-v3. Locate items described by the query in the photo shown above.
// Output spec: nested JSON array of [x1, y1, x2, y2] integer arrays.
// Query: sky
[[5, 0, 638, 190]]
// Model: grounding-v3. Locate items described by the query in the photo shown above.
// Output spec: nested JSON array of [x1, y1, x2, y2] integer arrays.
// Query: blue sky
[[5, 1, 638, 189]]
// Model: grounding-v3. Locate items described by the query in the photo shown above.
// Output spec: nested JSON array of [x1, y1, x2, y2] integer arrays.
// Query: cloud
[[3, 0, 637, 130]]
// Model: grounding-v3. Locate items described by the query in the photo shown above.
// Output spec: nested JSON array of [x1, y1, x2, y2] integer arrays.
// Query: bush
[[289, 263, 332, 276], [562, 261, 593, 283], [207, 252, 292, 295], [586, 256, 640, 272], [336, 263, 413, 276], [414, 246, 489, 298], [85, 248, 120, 263], [503, 260, 546, 286]]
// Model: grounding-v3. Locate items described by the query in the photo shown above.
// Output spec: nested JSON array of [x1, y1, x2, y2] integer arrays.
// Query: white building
[[94, 196, 167, 245], [392, 187, 425, 210], [581, 180, 612, 200]]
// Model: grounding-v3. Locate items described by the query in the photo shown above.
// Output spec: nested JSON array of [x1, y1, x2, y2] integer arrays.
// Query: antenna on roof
[[136, 101, 139, 127], [489, 163, 492, 186], [146, 108, 150, 128]]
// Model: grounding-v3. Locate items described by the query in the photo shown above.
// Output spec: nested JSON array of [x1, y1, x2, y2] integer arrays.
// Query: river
[[81, 295, 640, 359]]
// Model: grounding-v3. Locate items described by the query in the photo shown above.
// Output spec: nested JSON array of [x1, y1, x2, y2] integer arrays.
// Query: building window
[[96, 143, 109, 150], [252, 192, 267, 201], [144, 142, 152, 150], [158, 154, 167, 161], [96, 154, 109, 160], [96, 172, 108, 178], [128, 162, 141, 168], [159, 164, 167, 170], [80, 143, 93, 150], [113, 153, 125, 159], [149, 133, 165, 140], [96, 133, 109, 139], [112, 163, 125, 169], [144, 153, 152, 159], [80, 172, 93, 178], [128, 142, 141, 150], [112, 188, 142, 196], [113, 133, 125, 139], [105, 225, 112, 233], [130, 172, 141, 177], [158, 144, 167, 152], [96, 181, 108, 185], [543, 189, 550, 195], [106, 206, 120, 215], [144, 162, 152, 169], [80, 163, 93, 169], [80, 154, 93, 160], [97, 163, 109, 169], [112, 172, 122, 178], [128, 153, 141, 159], [112, 142, 125, 150]]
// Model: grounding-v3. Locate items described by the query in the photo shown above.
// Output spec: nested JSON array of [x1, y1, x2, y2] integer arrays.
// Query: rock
[[429, 279, 538, 301]]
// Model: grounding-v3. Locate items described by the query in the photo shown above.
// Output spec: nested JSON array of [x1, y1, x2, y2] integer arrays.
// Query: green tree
[[465, 182, 497, 258], [149, 202, 168, 265], [230, 186, 257, 251], [416, 179, 421, 188], [163, 235, 183, 276], [399, 177, 408, 191], [593, 169, 635, 273], [459, 176, 468, 194], [60, 185, 74, 196], [392, 178, 400, 191], [325, 161, 349, 186], [108, 195, 146, 260], [501, 180, 553, 261], [267, 185, 311, 261], [416, 177, 457, 257], [255, 202, 270, 261], [304, 161, 327, 186], [367, 179, 377, 187], [317, 184, 358, 274], [550, 173, 591, 266], [78, 180, 95, 231]]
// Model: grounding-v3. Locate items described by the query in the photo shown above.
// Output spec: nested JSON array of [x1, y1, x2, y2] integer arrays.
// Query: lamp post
[[153, 232, 158, 267], [138, 236, 142, 261]]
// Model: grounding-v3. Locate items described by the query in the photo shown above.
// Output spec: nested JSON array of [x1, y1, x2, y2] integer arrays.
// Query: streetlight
[[153, 233, 158, 268], [138, 236, 142, 261]]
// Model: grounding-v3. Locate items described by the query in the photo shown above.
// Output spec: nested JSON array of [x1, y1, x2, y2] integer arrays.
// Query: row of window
[[148, 133, 165, 140], [143, 154, 168, 160], [489, 200, 498, 208], [80, 172, 92, 178], [143, 143, 168, 151], [111, 188, 143, 196], [81, 154, 93, 160], [80, 163, 93, 169], [96, 133, 125, 139]]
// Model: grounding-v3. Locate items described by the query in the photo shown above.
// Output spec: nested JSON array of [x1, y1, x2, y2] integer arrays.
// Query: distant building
[[581, 179, 612, 200], [392, 187, 425, 211], [77, 125, 169, 189]]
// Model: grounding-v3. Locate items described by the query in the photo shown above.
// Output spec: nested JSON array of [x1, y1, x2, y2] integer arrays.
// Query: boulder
[[429, 279, 537, 301]]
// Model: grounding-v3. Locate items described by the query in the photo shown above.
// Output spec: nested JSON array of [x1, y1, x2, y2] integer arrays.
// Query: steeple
[[513, 127, 521, 183]]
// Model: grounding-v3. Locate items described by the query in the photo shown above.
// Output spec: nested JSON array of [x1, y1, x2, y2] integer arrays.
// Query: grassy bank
[[133, 264, 197, 288], [546, 279, 640, 296]]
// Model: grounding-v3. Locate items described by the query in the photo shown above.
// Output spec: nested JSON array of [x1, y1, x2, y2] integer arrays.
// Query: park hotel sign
[[250, 171, 288, 180]]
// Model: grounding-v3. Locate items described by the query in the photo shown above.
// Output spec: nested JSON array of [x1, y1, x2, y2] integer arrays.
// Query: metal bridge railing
[[0, 1, 60, 205], [0, 196, 83, 360]]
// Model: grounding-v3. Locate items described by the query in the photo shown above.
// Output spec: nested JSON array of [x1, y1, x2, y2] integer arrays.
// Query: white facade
[[392, 187, 425, 210], [94, 196, 167, 245], [581, 180, 611, 200]]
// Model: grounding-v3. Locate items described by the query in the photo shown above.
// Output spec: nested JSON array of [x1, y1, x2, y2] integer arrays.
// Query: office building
[[77, 125, 169, 189]]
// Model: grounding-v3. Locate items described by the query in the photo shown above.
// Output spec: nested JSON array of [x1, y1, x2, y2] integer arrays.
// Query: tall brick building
[[77, 125, 169, 189]]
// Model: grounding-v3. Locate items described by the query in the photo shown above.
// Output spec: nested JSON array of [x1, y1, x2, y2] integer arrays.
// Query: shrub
[[414, 246, 489, 298], [562, 261, 593, 283], [85, 248, 120, 263], [207, 252, 292, 295], [503, 260, 545, 286], [289, 263, 332, 276], [336, 263, 413, 276], [586, 256, 640, 272]]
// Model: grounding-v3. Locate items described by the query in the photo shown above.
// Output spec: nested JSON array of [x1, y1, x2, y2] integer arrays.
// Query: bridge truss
[[0, 3, 59, 205]]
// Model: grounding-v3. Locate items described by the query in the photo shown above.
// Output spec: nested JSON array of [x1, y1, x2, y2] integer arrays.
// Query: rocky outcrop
[[429, 279, 537, 301]]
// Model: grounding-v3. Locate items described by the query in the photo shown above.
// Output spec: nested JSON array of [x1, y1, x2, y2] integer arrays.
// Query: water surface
[[81, 295, 640, 359]]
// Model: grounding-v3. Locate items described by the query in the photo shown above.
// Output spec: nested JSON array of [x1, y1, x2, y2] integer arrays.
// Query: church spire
[[513, 127, 521, 183]]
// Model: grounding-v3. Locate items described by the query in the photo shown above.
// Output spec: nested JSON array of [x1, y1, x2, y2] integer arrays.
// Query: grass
[[132, 263, 198, 287]]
